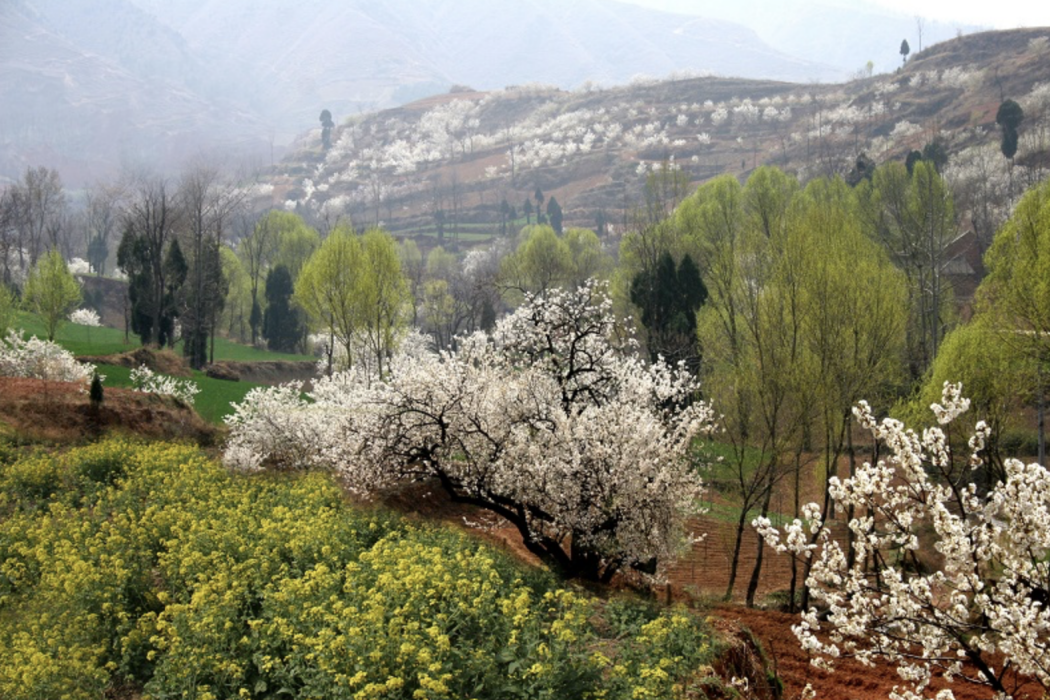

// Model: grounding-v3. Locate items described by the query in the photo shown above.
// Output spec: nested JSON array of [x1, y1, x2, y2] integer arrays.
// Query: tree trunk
[[746, 477, 775, 607], [724, 508, 748, 600]]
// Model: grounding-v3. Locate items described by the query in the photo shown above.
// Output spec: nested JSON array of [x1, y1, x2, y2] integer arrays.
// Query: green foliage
[[295, 225, 409, 375], [902, 318, 1035, 480], [262, 265, 303, 353], [0, 282, 15, 336], [0, 440, 718, 700], [21, 249, 82, 342], [629, 251, 707, 370], [89, 372, 104, 408], [500, 225, 612, 300], [981, 178, 1050, 346], [996, 99, 1024, 160]]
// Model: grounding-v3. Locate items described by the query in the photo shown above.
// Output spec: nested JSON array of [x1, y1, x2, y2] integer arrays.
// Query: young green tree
[[295, 226, 408, 378], [858, 161, 956, 378], [900, 38, 910, 64], [358, 228, 410, 378], [22, 249, 82, 341], [219, 245, 251, 343], [499, 225, 573, 296], [295, 225, 364, 375], [978, 178, 1050, 462], [0, 282, 15, 336]]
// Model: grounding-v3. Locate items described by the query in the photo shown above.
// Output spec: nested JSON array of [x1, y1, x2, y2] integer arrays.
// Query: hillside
[[258, 26, 1050, 266], [0, 0, 973, 185]]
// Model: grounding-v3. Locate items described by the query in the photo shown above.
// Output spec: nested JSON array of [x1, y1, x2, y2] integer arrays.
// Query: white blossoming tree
[[226, 281, 716, 582], [755, 382, 1050, 700]]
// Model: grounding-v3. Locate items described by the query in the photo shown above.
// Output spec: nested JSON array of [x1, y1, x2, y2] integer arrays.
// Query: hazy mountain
[[0, 0, 272, 185], [0, 0, 991, 185], [625, 0, 985, 75], [129, 0, 839, 129]]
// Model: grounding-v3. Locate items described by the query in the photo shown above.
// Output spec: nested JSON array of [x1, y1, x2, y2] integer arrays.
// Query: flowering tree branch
[[755, 382, 1050, 700]]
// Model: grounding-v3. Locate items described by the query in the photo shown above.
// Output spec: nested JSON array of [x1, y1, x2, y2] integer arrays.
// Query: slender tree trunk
[[746, 470, 776, 607], [724, 508, 748, 600], [846, 413, 858, 569]]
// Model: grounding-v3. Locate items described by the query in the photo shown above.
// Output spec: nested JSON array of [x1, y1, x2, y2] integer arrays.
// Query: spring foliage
[[755, 383, 1050, 700], [226, 281, 715, 581], [0, 439, 716, 700]]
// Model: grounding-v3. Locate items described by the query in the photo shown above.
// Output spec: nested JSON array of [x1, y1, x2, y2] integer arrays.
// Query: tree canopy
[[22, 248, 81, 341]]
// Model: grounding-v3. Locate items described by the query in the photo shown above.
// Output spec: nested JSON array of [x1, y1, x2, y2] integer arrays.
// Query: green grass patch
[[96, 363, 262, 425], [13, 310, 313, 362], [14, 311, 131, 356]]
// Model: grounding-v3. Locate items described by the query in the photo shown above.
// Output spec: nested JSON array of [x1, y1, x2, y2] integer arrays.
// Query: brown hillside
[[0, 377, 216, 445], [266, 26, 1050, 255]]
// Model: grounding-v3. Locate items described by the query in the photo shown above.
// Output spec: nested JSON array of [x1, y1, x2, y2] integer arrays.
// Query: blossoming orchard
[[226, 281, 717, 582]]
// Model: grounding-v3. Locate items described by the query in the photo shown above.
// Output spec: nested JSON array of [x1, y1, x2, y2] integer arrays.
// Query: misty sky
[[621, 0, 1050, 29]]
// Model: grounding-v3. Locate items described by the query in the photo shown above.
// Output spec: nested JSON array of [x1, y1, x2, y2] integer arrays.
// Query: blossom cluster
[[67, 308, 101, 327], [226, 280, 717, 580], [755, 382, 1050, 699], [129, 364, 200, 406], [0, 330, 94, 385]]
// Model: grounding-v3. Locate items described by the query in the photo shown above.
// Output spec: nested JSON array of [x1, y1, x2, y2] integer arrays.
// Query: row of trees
[[116, 170, 241, 368]]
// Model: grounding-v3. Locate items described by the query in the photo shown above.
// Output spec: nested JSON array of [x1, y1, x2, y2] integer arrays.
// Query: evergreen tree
[[320, 109, 335, 150], [546, 196, 563, 235], [996, 99, 1024, 160], [263, 264, 303, 353], [629, 250, 707, 372]]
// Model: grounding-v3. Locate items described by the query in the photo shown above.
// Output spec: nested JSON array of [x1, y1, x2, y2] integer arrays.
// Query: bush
[[0, 330, 94, 385], [129, 364, 199, 406]]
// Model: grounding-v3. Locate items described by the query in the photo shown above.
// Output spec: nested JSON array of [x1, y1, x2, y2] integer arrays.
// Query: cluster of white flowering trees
[[226, 281, 716, 581], [0, 330, 94, 385], [755, 383, 1050, 700], [129, 365, 200, 406]]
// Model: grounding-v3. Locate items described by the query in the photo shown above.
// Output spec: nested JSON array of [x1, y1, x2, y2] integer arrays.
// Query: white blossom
[[129, 364, 200, 406], [68, 308, 101, 327], [226, 281, 717, 581], [0, 330, 94, 386], [758, 382, 1050, 698]]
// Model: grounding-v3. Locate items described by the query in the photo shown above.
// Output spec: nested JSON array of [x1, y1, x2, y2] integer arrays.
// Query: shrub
[[129, 364, 200, 406], [68, 308, 101, 327], [0, 330, 94, 385]]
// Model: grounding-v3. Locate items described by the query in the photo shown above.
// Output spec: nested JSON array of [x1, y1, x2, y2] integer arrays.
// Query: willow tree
[[689, 169, 907, 606], [295, 226, 408, 378], [978, 178, 1050, 464], [858, 160, 956, 378]]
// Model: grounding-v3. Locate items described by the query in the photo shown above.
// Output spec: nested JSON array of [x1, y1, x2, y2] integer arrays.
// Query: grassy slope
[[11, 311, 312, 424], [13, 311, 313, 362]]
